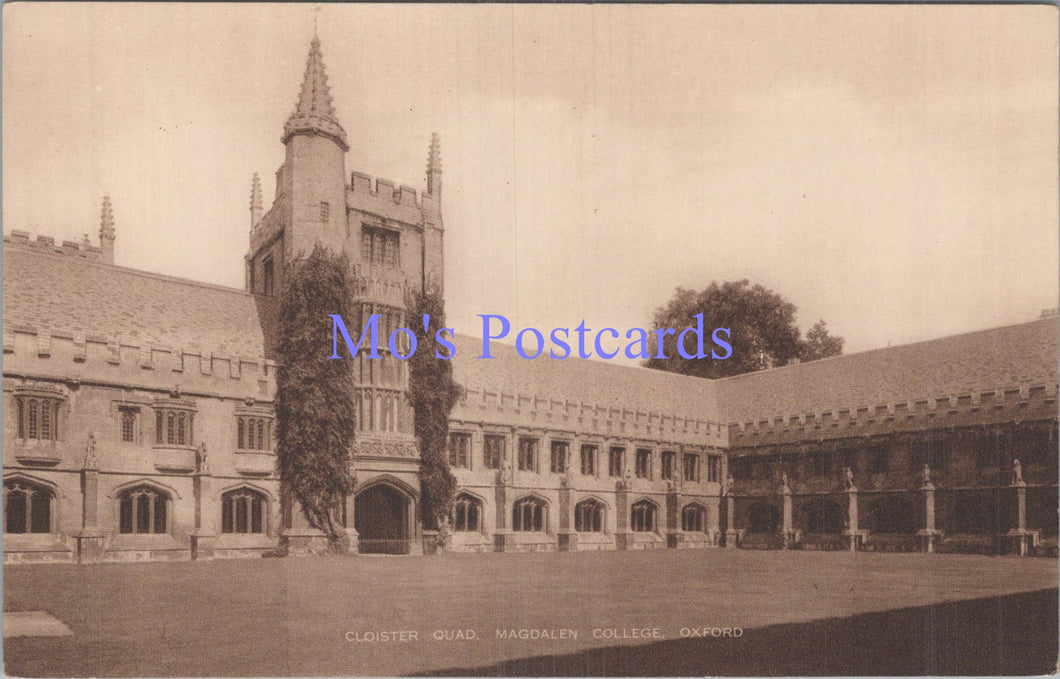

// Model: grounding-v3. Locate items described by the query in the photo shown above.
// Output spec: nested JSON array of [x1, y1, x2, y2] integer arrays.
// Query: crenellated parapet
[[3, 231, 106, 262], [453, 385, 726, 448], [2, 327, 276, 401], [348, 171, 429, 226], [728, 382, 1059, 448]]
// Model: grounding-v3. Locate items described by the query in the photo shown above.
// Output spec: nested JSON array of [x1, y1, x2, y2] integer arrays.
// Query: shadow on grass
[[418, 589, 1059, 677]]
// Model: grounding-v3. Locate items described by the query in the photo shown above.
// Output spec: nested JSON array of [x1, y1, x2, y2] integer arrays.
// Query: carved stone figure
[[780, 471, 789, 490], [500, 460, 512, 485], [922, 464, 931, 485], [84, 432, 98, 469], [844, 466, 855, 489], [197, 442, 209, 473], [1013, 458, 1023, 484]]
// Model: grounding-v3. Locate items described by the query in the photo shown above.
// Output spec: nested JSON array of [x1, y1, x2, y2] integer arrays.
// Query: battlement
[[2, 327, 276, 400], [454, 385, 726, 448], [4, 230, 105, 262], [349, 171, 422, 208], [729, 381, 1059, 445]]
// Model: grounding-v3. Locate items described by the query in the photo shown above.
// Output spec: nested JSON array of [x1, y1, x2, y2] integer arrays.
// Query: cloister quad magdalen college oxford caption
[[3, 37, 1057, 563]]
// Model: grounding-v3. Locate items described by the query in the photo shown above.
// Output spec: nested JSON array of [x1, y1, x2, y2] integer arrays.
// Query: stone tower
[[247, 36, 446, 553]]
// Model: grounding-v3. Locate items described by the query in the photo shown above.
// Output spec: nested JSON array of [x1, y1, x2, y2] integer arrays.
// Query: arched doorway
[[354, 483, 411, 554]]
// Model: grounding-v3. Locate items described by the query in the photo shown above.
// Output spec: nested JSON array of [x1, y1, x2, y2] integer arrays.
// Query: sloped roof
[[716, 316, 1059, 425], [2, 246, 271, 359], [449, 334, 717, 421]]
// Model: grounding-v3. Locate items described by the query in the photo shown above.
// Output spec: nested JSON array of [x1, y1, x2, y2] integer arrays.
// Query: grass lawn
[[3, 549, 1057, 676]]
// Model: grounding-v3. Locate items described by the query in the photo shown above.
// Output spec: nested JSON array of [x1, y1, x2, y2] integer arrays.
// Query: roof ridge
[[716, 316, 1058, 384], [3, 246, 252, 298]]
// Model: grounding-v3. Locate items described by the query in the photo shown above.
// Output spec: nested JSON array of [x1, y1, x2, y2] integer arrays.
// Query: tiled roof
[[716, 317, 1059, 425], [2, 247, 270, 359], [449, 334, 718, 422]]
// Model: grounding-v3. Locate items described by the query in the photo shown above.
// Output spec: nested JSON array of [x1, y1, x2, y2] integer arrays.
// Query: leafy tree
[[800, 319, 845, 362], [275, 245, 356, 552], [406, 287, 461, 533], [644, 279, 842, 379]]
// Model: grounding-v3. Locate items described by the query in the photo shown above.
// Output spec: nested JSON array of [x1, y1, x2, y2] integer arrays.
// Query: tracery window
[[15, 395, 62, 441], [237, 416, 272, 451], [221, 488, 266, 534], [451, 494, 482, 532], [682, 503, 705, 532], [574, 499, 604, 532], [118, 485, 169, 534], [631, 500, 657, 533], [512, 496, 546, 532], [155, 407, 194, 446], [3, 479, 53, 534]]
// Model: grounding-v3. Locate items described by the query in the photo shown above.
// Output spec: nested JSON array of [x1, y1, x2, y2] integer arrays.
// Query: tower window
[[119, 406, 139, 443], [262, 257, 274, 296], [320, 201, 329, 222], [361, 225, 399, 268]]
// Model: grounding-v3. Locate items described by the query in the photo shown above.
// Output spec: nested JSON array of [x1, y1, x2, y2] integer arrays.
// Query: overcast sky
[[4, 3, 1057, 362]]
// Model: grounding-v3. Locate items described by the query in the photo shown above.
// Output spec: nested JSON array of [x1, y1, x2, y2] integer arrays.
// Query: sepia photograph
[[2, 3, 1058, 676]]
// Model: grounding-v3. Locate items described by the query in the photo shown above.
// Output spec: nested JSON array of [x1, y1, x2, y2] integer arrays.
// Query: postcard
[[2, 3, 1058, 676]]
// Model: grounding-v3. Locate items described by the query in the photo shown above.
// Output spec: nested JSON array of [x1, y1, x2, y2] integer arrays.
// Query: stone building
[[2, 38, 1056, 562]]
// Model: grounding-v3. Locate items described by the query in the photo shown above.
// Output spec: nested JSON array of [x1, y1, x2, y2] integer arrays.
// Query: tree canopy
[[275, 245, 357, 552], [644, 279, 843, 379]]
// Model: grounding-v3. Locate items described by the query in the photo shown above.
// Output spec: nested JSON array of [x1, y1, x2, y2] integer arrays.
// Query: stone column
[[1005, 468, 1037, 555], [557, 479, 577, 552], [665, 482, 683, 549], [190, 444, 217, 560], [493, 460, 515, 553], [843, 486, 861, 552], [614, 476, 632, 550], [724, 476, 740, 548], [916, 468, 941, 553], [781, 484, 796, 549], [344, 490, 359, 554], [74, 434, 105, 564]]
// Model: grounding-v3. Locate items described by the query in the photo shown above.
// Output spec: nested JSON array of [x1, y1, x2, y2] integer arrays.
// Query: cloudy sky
[[4, 4, 1057, 361]]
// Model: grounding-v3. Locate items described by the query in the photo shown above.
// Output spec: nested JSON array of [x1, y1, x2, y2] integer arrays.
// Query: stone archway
[[354, 482, 412, 554]]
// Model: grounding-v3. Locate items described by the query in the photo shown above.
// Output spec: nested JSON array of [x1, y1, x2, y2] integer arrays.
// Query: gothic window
[[635, 448, 652, 479], [155, 408, 193, 446], [706, 455, 722, 483], [119, 406, 139, 443], [448, 433, 471, 469], [631, 500, 657, 532], [3, 479, 53, 534], [683, 453, 700, 482], [361, 226, 400, 269], [661, 451, 676, 480], [574, 499, 604, 532], [237, 416, 271, 451], [483, 434, 504, 470], [262, 256, 274, 296], [451, 494, 482, 532], [512, 496, 546, 532], [221, 488, 266, 534], [608, 447, 625, 477], [580, 444, 598, 477], [118, 485, 169, 534], [550, 440, 569, 474], [320, 201, 329, 223], [518, 438, 538, 473], [15, 395, 63, 441], [682, 503, 705, 532]]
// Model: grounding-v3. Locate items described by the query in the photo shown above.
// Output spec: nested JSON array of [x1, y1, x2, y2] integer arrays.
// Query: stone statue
[[1013, 458, 1023, 484], [780, 471, 789, 490], [724, 474, 734, 495], [623, 469, 634, 490], [844, 466, 855, 489], [197, 442, 209, 473], [500, 460, 512, 485], [84, 432, 98, 469], [922, 464, 931, 486]]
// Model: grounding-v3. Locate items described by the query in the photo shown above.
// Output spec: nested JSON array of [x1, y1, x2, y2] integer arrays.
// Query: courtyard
[[3, 549, 1057, 676]]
